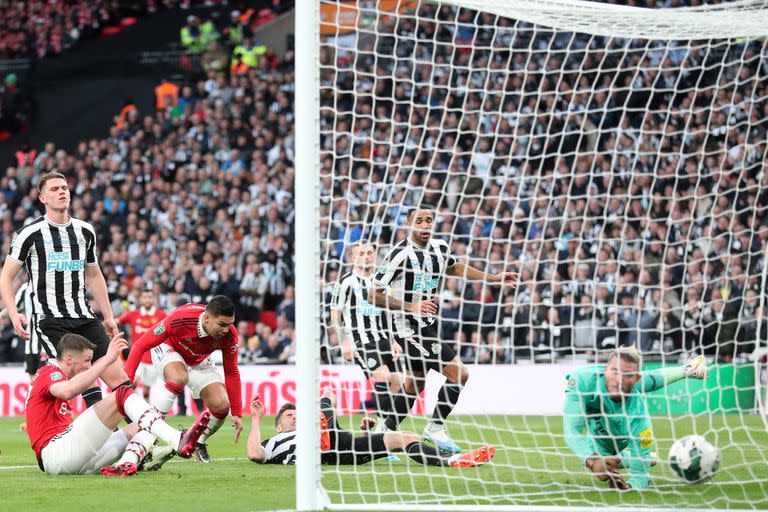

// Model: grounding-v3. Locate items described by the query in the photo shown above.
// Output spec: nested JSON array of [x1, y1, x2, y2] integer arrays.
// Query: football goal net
[[294, 0, 768, 510]]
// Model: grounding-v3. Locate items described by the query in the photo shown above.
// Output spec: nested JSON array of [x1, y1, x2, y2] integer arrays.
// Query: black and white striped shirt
[[261, 432, 297, 465], [260, 259, 292, 296], [374, 238, 457, 338], [331, 272, 388, 348], [7, 215, 98, 320]]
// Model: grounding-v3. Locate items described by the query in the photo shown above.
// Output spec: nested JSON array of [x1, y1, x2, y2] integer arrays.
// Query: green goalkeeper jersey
[[562, 365, 655, 489]]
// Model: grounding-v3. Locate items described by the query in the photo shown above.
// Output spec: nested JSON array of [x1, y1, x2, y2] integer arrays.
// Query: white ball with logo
[[668, 435, 721, 484]]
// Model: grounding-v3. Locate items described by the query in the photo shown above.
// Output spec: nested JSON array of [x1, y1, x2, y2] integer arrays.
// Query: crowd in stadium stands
[[318, 4, 768, 364], [1, 3, 767, 368], [0, 27, 298, 365], [0, 0, 134, 59]]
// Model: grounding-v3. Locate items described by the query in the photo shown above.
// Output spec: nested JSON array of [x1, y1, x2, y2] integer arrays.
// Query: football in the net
[[668, 435, 721, 484]]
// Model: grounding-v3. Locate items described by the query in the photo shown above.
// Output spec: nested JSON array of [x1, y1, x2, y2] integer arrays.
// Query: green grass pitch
[[1, 414, 766, 511]]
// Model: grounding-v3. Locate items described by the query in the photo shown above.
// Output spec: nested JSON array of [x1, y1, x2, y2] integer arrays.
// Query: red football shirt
[[25, 361, 73, 459], [124, 303, 242, 416], [119, 307, 168, 364]]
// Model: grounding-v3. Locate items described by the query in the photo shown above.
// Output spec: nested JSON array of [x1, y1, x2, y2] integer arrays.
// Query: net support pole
[[295, 0, 321, 510]]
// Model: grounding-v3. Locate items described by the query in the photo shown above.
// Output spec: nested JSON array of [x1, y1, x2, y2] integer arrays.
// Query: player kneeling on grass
[[246, 390, 495, 467], [563, 347, 709, 489], [24, 332, 210, 477]]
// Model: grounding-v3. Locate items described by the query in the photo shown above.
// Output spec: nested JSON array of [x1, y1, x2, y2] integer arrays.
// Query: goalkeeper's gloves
[[683, 354, 709, 380]]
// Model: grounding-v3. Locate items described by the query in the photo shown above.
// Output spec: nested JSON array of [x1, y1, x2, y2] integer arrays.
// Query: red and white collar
[[140, 306, 157, 316], [197, 313, 209, 338]]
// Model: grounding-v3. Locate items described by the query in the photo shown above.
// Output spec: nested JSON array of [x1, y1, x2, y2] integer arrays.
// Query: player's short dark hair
[[57, 333, 96, 357], [276, 403, 296, 426], [407, 206, 434, 222], [38, 171, 67, 194], [206, 295, 235, 317]]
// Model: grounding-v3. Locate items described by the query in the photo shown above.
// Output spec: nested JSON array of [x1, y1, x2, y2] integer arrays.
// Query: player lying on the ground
[[246, 391, 495, 467], [331, 242, 405, 437], [563, 347, 709, 490], [120, 296, 243, 466], [24, 332, 210, 476]]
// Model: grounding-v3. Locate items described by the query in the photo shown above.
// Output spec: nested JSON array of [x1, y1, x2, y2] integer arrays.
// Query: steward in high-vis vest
[[181, 15, 219, 53], [231, 36, 267, 69]]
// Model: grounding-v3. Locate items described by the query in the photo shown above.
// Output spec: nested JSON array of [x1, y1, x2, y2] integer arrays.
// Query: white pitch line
[[0, 457, 248, 471]]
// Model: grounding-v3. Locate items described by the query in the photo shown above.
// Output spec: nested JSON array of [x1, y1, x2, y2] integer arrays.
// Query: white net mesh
[[314, 0, 768, 509]]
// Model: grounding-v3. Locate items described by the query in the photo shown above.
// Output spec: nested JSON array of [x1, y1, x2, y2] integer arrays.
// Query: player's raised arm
[[49, 333, 128, 400], [124, 318, 170, 383], [446, 261, 520, 287], [247, 395, 267, 463], [636, 355, 709, 394]]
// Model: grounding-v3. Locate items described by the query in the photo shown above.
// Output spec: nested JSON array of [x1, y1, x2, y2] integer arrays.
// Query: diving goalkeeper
[[563, 347, 708, 490]]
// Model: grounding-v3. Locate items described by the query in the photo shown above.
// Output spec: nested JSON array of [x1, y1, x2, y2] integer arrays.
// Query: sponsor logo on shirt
[[47, 251, 85, 271], [413, 274, 439, 292], [639, 428, 654, 449], [50, 371, 63, 381], [355, 299, 382, 317], [154, 323, 166, 335]]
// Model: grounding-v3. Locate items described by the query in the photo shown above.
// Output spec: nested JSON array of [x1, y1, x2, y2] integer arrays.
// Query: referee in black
[[0, 171, 130, 407]]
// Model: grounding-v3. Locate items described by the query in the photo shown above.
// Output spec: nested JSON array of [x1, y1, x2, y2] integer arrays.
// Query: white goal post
[[295, 0, 768, 510]]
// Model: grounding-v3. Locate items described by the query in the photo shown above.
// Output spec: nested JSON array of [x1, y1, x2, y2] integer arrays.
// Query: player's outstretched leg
[[99, 386, 210, 474], [139, 444, 176, 472], [110, 380, 185, 469], [383, 431, 494, 468]]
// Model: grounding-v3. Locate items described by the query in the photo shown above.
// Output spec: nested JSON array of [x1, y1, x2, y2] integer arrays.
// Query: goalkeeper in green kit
[[563, 347, 709, 490]]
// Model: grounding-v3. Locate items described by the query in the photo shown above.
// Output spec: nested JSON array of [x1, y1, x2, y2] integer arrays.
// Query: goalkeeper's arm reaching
[[636, 355, 709, 393]]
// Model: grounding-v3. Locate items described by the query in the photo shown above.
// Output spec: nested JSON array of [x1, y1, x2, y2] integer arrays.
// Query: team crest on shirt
[[50, 372, 62, 381], [154, 323, 166, 335]]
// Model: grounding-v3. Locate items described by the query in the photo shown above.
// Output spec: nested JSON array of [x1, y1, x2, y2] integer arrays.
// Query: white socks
[[123, 394, 181, 449]]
